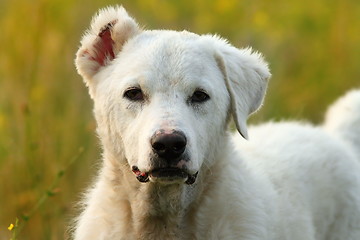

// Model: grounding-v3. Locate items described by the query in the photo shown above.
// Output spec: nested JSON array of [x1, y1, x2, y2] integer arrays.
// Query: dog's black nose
[[151, 131, 187, 161]]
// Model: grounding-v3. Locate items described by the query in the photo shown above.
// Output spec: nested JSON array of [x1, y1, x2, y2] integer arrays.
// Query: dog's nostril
[[152, 142, 166, 152], [173, 141, 186, 153], [151, 131, 187, 160]]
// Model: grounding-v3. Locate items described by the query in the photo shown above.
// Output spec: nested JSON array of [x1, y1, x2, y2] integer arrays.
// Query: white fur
[[72, 6, 360, 240]]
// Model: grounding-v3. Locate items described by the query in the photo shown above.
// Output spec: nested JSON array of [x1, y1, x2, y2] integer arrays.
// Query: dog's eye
[[191, 90, 210, 103], [124, 88, 144, 101]]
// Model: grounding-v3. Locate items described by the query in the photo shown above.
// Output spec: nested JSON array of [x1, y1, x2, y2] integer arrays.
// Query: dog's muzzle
[[131, 130, 198, 184], [132, 166, 198, 185]]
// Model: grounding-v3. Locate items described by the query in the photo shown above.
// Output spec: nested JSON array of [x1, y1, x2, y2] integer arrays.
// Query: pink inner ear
[[92, 23, 116, 66]]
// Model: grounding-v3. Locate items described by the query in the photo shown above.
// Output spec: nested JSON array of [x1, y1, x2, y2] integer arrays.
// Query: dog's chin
[[132, 166, 198, 185]]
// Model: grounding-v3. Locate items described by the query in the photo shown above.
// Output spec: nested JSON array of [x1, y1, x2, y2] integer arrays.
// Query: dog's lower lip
[[150, 168, 188, 179], [132, 166, 198, 184], [149, 168, 198, 185]]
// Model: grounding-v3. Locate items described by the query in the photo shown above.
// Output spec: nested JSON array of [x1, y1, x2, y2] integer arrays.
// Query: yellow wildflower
[[8, 223, 14, 231]]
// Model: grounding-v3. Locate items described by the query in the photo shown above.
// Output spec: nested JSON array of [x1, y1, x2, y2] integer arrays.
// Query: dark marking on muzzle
[[185, 171, 198, 185], [132, 166, 149, 183]]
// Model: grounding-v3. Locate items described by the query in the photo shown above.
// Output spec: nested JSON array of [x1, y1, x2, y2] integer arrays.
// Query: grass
[[7, 148, 84, 240], [1, 0, 359, 239]]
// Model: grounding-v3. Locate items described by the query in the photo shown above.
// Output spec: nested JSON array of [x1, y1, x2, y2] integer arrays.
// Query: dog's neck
[[131, 183, 188, 239]]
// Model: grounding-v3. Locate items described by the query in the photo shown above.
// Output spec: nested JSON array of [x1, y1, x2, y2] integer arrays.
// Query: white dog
[[72, 6, 360, 240]]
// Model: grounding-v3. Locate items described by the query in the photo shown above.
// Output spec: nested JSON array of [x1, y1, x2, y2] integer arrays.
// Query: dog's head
[[76, 6, 270, 185]]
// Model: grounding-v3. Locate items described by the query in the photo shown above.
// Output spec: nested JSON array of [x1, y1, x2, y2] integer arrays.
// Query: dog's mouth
[[132, 166, 198, 185]]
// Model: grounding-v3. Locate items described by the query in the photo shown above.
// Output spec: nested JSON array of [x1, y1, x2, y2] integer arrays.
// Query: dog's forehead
[[114, 30, 220, 88]]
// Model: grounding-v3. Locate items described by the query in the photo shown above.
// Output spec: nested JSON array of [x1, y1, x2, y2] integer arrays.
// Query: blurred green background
[[0, 0, 359, 239]]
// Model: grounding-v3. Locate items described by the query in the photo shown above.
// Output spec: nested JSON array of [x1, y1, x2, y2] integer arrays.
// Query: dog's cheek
[[119, 125, 139, 165], [119, 112, 149, 166], [94, 97, 135, 162], [194, 104, 228, 167]]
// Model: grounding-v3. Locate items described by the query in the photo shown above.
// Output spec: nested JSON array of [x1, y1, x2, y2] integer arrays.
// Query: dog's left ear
[[214, 41, 271, 139]]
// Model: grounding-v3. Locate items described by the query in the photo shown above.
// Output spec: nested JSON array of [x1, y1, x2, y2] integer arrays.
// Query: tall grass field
[[1, 0, 359, 239]]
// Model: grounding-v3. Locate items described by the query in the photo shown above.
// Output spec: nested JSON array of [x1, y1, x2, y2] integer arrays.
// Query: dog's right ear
[[75, 6, 140, 98]]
